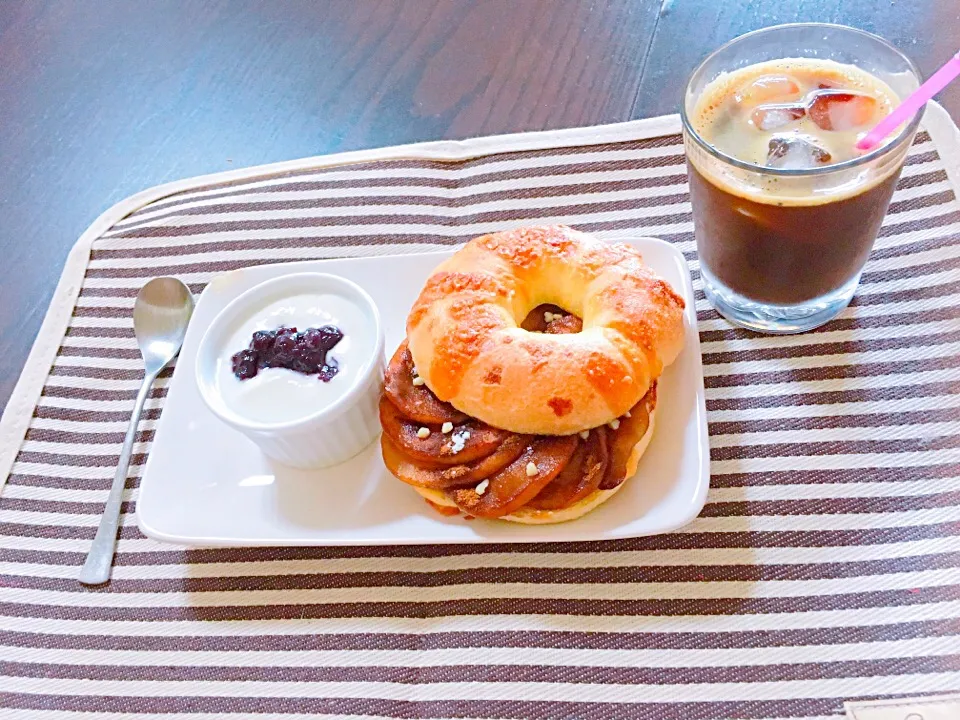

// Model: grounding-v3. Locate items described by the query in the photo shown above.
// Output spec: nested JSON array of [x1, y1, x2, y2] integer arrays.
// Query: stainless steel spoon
[[79, 277, 194, 585]]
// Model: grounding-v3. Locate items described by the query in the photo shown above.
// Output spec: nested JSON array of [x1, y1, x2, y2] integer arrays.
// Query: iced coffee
[[681, 25, 923, 334]]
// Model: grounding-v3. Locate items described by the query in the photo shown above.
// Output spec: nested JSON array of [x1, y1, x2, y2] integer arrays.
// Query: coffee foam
[[689, 58, 904, 206], [693, 58, 890, 131]]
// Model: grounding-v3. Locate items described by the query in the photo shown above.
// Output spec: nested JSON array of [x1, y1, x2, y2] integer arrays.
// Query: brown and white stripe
[[2, 113, 960, 719]]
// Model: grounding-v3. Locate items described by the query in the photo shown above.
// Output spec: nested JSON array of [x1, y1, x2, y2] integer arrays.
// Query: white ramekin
[[195, 273, 384, 469]]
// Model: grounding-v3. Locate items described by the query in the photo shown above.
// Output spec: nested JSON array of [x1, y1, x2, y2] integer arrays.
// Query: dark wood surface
[[1, 0, 958, 410]]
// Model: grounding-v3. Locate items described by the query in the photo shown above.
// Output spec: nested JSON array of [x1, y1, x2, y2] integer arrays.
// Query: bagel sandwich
[[379, 225, 685, 524]]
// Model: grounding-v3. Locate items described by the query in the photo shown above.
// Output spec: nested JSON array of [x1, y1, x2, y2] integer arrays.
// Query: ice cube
[[751, 104, 805, 131], [766, 135, 833, 169], [808, 91, 878, 131], [734, 75, 802, 109]]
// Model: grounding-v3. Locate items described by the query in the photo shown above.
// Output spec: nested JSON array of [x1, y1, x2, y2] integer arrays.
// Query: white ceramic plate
[[137, 238, 709, 546]]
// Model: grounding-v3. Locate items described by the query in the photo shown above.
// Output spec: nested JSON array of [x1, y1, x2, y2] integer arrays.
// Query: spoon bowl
[[134, 278, 195, 371]]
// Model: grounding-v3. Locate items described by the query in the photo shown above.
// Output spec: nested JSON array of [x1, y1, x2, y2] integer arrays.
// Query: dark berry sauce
[[231, 325, 343, 382]]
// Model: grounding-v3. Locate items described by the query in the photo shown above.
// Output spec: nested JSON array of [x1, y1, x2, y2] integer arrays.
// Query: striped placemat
[[2, 108, 960, 719]]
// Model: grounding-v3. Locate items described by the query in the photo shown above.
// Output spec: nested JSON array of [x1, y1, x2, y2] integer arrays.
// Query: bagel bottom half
[[411, 409, 656, 525]]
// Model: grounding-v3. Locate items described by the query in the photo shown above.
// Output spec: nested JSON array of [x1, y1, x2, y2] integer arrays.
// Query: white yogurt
[[215, 292, 375, 424]]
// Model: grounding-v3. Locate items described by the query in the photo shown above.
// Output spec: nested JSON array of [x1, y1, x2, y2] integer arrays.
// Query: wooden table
[[1, 0, 958, 409]]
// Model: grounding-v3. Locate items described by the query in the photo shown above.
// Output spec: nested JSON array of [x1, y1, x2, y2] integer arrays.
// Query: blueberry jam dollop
[[230, 325, 343, 382]]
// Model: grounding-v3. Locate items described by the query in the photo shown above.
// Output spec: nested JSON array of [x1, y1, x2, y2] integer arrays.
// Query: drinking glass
[[681, 23, 923, 334]]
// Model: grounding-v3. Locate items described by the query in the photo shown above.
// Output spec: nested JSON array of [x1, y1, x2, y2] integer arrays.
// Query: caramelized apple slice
[[527, 427, 609, 510], [601, 382, 656, 490], [381, 435, 474, 489], [379, 395, 511, 465], [449, 435, 578, 518], [520, 304, 583, 334], [545, 314, 583, 334], [384, 341, 467, 425], [535, 441, 586, 505], [381, 433, 530, 490], [460, 433, 533, 481], [521, 304, 563, 332]]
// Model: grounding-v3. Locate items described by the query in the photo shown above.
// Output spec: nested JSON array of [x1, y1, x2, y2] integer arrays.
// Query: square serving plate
[[137, 238, 709, 546]]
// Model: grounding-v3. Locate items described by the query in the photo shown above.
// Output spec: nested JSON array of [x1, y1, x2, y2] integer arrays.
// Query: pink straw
[[857, 50, 960, 150]]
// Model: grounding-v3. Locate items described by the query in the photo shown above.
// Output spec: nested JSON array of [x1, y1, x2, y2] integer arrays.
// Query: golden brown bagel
[[411, 408, 656, 524], [406, 225, 685, 435]]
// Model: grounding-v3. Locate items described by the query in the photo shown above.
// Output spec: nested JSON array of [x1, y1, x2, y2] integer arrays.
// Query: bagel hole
[[520, 304, 583, 334]]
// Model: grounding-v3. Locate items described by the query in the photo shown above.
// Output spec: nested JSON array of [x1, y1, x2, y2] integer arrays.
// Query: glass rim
[[679, 22, 925, 177]]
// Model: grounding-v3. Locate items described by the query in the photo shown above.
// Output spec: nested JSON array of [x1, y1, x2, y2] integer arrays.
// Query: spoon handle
[[79, 371, 156, 585]]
